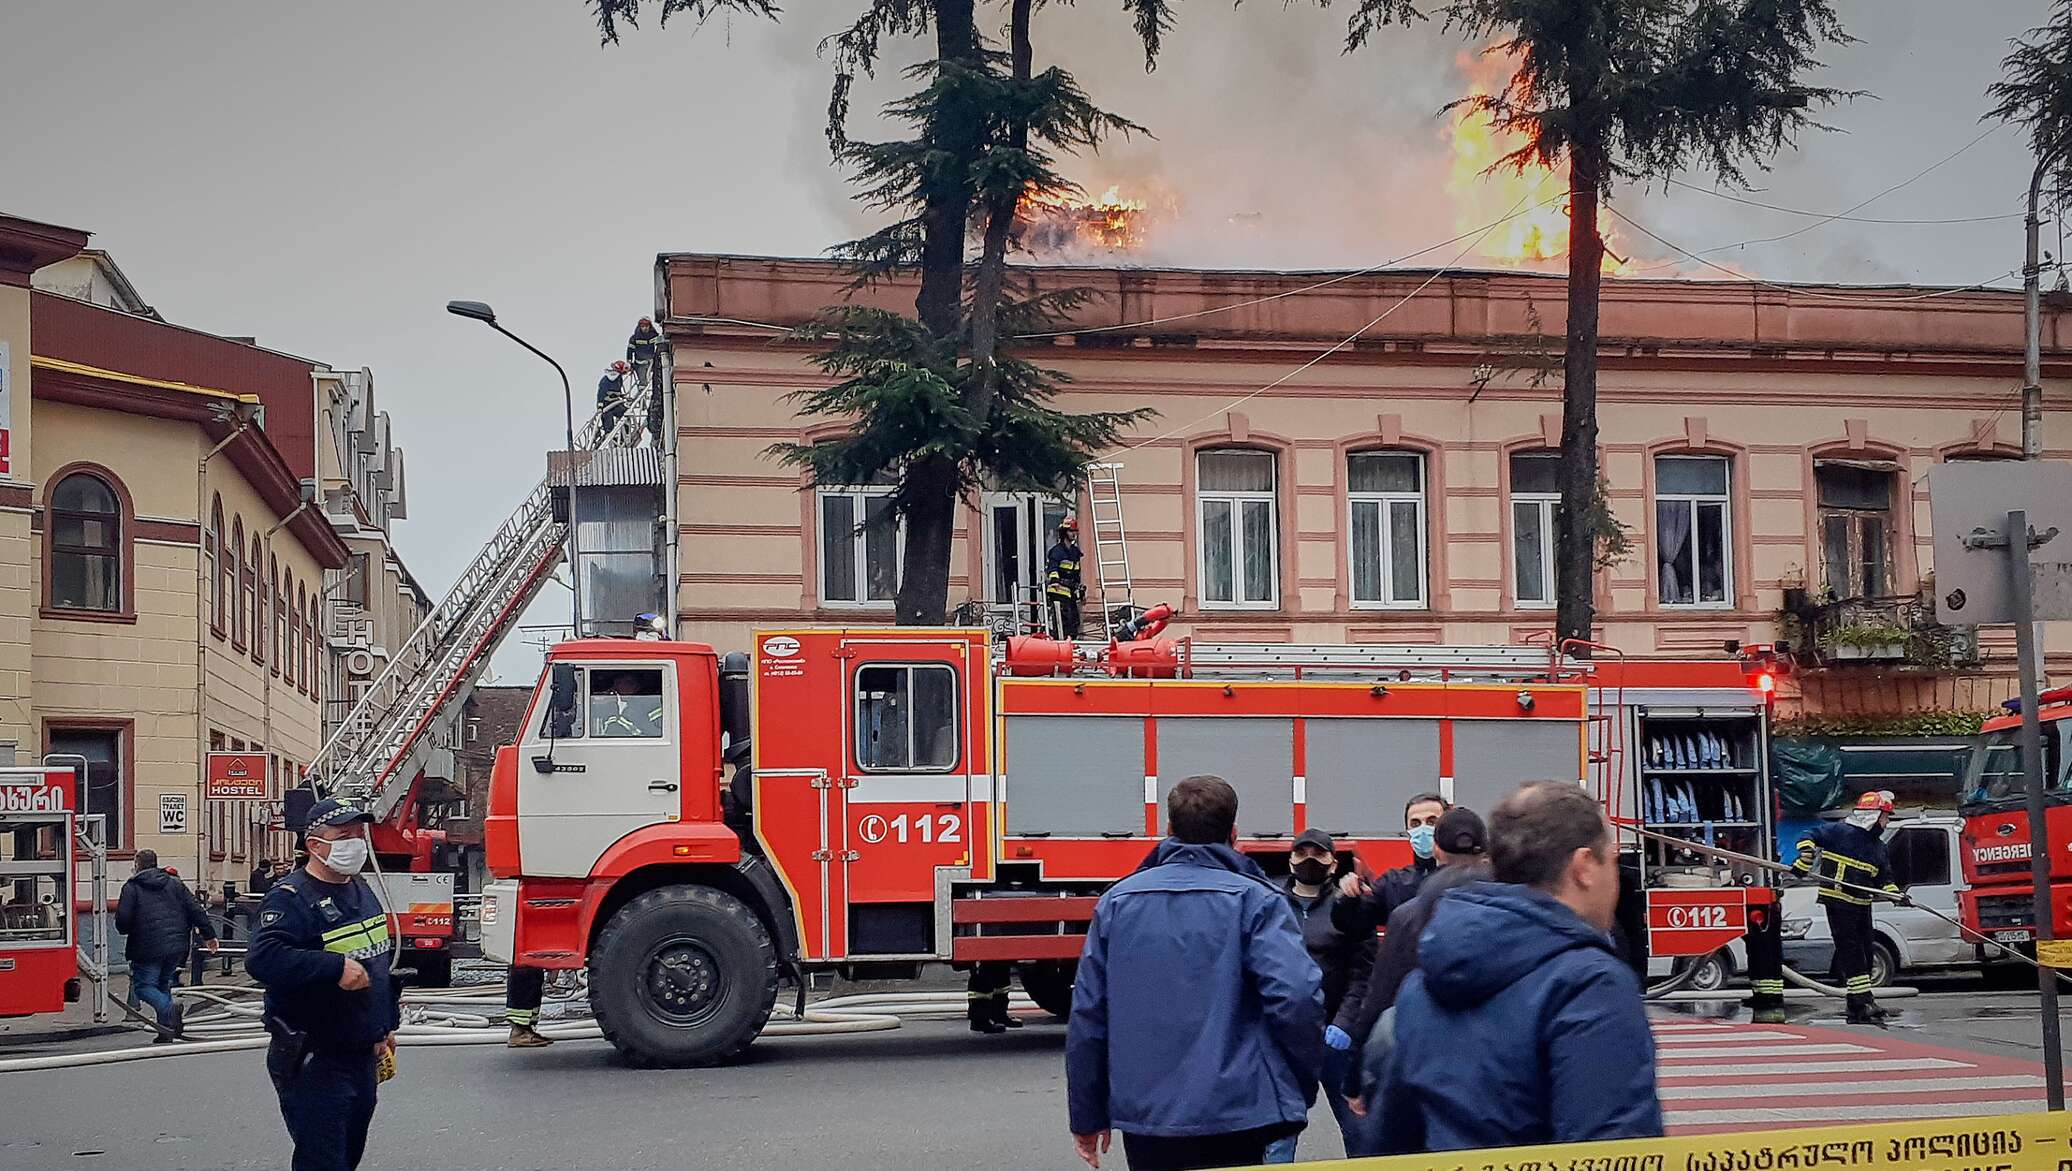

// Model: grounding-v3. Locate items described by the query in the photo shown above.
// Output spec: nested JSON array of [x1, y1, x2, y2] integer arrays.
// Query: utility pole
[[2025, 156, 2052, 461]]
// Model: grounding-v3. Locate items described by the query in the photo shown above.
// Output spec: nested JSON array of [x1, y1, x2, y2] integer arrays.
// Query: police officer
[[247, 799, 401, 1171], [1044, 518, 1085, 639], [1794, 790, 1903, 1025]]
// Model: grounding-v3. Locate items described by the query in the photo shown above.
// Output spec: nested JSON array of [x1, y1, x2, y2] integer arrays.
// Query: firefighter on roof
[[1045, 517, 1085, 639], [1793, 790, 1903, 1025], [247, 799, 402, 1171]]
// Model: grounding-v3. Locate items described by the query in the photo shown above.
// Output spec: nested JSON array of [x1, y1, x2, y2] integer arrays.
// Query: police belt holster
[[264, 1013, 311, 1091]]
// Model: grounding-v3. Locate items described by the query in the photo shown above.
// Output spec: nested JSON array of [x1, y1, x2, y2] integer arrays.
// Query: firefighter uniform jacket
[[626, 325, 662, 365], [1045, 540, 1084, 599], [246, 871, 401, 1055], [1792, 821, 1899, 906]]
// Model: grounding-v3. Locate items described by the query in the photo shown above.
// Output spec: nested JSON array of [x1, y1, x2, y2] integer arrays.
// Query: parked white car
[[1656, 815, 1974, 992]]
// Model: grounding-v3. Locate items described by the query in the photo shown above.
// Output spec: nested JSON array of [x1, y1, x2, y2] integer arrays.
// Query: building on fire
[[655, 253, 2071, 740]]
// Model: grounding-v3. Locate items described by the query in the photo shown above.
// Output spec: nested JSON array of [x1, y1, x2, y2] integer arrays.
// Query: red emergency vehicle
[[0, 767, 85, 1018], [480, 625, 1778, 1067], [1957, 686, 2072, 951]]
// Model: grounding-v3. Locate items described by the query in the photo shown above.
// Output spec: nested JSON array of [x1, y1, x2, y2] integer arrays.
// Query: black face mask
[[1290, 859, 1331, 886]]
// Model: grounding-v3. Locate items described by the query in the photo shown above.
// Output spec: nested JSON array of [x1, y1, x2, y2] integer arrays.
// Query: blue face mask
[[1408, 824, 1436, 860]]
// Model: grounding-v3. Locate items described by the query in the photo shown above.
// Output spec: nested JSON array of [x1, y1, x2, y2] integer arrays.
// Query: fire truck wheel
[[1016, 960, 1077, 1019], [411, 951, 452, 989], [589, 885, 778, 1068]]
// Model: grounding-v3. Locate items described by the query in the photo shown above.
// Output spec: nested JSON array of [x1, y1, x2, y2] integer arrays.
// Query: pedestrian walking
[[115, 849, 218, 1040], [248, 799, 401, 1171], [1332, 792, 1448, 936], [506, 966, 552, 1048], [1793, 790, 1903, 1024], [1339, 807, 1489, 1155], [1261, 828, 1372, 1162], [1066, 776, 1323, 1171], [1378, 781, 1661, 1153]]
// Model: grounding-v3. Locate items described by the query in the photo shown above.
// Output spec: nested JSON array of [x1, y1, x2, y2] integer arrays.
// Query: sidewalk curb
[[0, 1022, 137, 1050]]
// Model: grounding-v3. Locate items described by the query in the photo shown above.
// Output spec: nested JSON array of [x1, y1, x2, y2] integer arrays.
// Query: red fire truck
[[480, 625, 1779, 1067], [1957, 685, 2072, 952], [0, 766, 90, 1018]]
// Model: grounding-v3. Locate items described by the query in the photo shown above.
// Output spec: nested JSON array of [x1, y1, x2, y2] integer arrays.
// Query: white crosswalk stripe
[[1645, 1018, 2046, 1132]]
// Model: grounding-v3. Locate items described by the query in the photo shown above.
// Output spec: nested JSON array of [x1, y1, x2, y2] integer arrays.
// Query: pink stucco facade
[[658, 254, 2072, 715]]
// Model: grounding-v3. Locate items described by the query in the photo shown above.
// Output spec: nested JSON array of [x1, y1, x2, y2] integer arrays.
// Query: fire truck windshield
[[1964, 720, 2072, 806]]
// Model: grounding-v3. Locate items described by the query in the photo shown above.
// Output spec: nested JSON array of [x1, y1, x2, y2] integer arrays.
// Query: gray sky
[[1, 0, 2057, 676]]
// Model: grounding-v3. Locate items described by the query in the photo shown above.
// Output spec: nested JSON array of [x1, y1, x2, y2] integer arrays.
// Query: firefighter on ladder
[[1793, 790, 1904, 1025], [1044, 518, 1085, 640]]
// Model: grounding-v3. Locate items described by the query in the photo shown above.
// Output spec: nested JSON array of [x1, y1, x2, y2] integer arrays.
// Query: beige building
[[2, 214, 350, 892], [659, 254, 2071, 717]]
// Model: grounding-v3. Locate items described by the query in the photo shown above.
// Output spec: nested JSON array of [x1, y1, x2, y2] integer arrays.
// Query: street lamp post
[[446, 300, 583, 636]]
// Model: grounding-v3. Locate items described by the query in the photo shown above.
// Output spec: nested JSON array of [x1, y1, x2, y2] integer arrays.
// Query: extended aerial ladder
[[305, 375, 657, 818]]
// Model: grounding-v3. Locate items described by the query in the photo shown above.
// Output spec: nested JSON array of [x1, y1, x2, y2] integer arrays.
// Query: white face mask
[[317, 835, 370, 877]]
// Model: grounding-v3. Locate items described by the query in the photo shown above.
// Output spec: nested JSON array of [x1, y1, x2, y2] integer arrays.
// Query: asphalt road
[[3, 985, 2064, 1171]]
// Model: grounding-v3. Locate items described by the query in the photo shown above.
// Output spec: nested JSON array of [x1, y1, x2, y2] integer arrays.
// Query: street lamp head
[[446, 300, 497, 325]]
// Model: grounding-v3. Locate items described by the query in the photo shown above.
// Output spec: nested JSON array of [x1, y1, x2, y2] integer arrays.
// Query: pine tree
[[1341, 0, 1854, 644], [593, 0, 1156, 626]]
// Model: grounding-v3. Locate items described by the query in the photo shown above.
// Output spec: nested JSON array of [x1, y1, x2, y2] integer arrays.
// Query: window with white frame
[[1196, 450, 1278, 608], [1509, 452, 1560, 608], [1348, 451, 1427, 607], [1655, 455, 1733, 607], [818, 475, 901, 607]]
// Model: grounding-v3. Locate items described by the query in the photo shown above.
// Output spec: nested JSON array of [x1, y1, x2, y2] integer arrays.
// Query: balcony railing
[[1782, 589, 1981, 670]]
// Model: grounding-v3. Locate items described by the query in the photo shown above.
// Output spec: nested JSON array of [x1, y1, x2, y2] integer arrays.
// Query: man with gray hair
[[1378, 781, 1660, 1153]]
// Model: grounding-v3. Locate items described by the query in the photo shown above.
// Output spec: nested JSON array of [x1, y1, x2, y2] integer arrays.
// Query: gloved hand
[[1324, 1025, 1351, 1051]]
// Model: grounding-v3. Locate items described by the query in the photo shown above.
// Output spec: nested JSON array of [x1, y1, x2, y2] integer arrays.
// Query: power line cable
[[1659, 175, 2021, 226]]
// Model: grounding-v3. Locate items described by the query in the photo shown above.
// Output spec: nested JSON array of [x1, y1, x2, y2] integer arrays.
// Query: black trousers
[[1122, 1126, 1286, 1171], [277, 1048, 378, 1171], [507, 966, 546, 1028], [1048, 594, 1081, 639], [599, 399, 627, 435], [1824, 898, 1876, 1002], [967, 963, 1010, 1025]]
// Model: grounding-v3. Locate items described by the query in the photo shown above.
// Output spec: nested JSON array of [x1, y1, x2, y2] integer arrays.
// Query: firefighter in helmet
[[597, 360, 632, 436], [626, 317, 663, 388], [1793, 790, 1903, 1024], [1044, 517, 1085, 639], [592, 672, 664, 738]]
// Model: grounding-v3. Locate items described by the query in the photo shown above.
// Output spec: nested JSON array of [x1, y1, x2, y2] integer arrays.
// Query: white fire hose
[[0, 985, 1031, 1074]]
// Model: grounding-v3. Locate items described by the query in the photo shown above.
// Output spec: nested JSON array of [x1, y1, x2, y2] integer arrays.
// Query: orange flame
[[1446, 51, 1632, 276], [1016, 184, 1153, 252]]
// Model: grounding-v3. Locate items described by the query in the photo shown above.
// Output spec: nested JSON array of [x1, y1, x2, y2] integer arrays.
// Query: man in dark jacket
[[1333, 792, 1448, 938], [1067, 775, 1323, 1171], [116, 849, 217, 1039], [1272, 828, 1373, 1158], [1380, 782, 1661, 1154], [1341, 805, 1490, 1148]]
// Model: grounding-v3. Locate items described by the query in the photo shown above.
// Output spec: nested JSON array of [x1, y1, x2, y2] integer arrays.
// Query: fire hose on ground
[[1626, 823, 2070, 999], [0, 985, 1034, 1074]]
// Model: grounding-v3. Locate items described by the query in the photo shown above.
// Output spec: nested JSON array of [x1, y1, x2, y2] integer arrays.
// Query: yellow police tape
[[2038, 939, 2072, 970], [1277, 1111, 2065, 1171]]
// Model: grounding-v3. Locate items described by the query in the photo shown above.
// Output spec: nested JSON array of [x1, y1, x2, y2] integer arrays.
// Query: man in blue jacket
[[1067, 775, 1324, 1171], [1380, 781, 1661, 1154]]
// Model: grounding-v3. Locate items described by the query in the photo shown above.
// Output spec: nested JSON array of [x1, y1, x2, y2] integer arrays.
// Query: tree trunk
[[1554, 137, 1606, 646], [895, 0, 982, 626], [966, 0, 1033, 424]]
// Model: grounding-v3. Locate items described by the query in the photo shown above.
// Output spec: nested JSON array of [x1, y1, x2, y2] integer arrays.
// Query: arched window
[[49, 472, 124, 613], [209, 496, 228, 636], [269, 556, 283, 676], [247, 535, 264, 663], [294, 582, 309, 695], [305, 592, 320, 696], [231, 519, 248, 648]]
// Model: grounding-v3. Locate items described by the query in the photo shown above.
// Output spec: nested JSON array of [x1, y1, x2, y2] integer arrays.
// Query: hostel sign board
[[205, 751, 270, 801]]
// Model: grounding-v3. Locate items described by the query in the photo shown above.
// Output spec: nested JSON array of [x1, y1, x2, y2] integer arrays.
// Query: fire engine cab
[[1958, 685, 2072, 951], [481, 625, 1780, 1067], [0, 767, 87, 1018]]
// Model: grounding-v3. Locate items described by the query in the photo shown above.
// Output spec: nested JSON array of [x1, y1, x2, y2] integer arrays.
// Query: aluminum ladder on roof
[[306, 374, 658, 819], [1083, 462, 1134, 638]]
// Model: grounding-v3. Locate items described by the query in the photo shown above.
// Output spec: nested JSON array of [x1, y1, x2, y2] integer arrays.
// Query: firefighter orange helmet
[[612, 360, 631, 374], [1854, 790, 1895, 814], [1059, 517, 1078, 532]]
